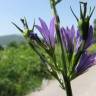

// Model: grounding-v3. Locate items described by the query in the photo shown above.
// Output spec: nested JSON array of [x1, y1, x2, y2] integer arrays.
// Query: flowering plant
[[12, 0, 95, 96]]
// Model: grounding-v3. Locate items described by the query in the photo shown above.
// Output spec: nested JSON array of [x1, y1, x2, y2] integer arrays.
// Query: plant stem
[[50, 0, 73, 96], [50, 0, 67, 74], [62, 73, 73, 96]]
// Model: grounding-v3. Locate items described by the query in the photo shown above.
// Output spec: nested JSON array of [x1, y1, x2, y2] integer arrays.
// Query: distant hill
[[0, 34, 25, 46]]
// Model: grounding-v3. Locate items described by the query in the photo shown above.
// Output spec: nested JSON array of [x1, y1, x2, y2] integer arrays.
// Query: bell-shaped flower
[[35, 17, 56, 48], [75, 52, 96, 75], [60, 25, 95, 53], [60, 26, 81, 54]]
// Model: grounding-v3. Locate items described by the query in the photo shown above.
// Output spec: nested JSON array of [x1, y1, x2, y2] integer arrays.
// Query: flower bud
[[78, 17, 89, 41], [71, 2, 95, 41]]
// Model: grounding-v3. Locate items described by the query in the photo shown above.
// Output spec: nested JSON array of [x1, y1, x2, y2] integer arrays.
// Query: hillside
[[0, 34, 25, 46]]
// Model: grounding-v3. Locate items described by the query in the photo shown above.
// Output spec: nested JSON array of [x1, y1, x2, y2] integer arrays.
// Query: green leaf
[[12, 22, 23, 33]]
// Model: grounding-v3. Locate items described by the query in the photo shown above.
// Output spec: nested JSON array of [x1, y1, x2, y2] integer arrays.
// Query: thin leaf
[[24, 17, 29, 29], [70, 6, 79, 21], [12, 22, 23, 33], [89, 6, 95, 19]]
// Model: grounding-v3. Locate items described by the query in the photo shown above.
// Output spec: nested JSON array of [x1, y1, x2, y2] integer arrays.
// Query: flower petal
[[39, 18, 50, 37], [76, 52, 96, 74], [85, 26, 94, 48], [35, 25, 49, 45], [60, 27, 68, 49], [49, 17, 56, 47]]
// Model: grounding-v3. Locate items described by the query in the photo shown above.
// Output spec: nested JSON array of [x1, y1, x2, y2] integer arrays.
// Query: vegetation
[[0, 42, 51, 96], [94, 19, 96, 38]]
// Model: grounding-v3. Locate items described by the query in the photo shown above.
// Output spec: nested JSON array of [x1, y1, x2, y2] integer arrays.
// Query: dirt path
[[27, 66, 96, 96]]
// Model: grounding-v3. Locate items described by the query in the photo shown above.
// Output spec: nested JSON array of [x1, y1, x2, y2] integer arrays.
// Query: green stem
[[62, 73, 73, 96], [50, 0, 67, 75], [50, 0, 73, 96]]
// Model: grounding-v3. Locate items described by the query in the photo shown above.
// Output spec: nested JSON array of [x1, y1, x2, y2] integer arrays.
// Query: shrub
[[0, 44, 51, 96]]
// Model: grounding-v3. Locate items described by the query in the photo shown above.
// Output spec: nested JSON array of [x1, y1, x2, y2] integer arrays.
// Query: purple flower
[[76, 26, 95, 75], [60, 25, 95, 53], [35, 17, 56, 48], [75, 52, 96, 75], [84, 25, 94, 48], [60, 26, 81, 53], [60, 25, 96, 75]]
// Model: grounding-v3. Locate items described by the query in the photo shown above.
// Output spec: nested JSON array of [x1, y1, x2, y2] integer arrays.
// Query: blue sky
[[0, 0, 96, 36]]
